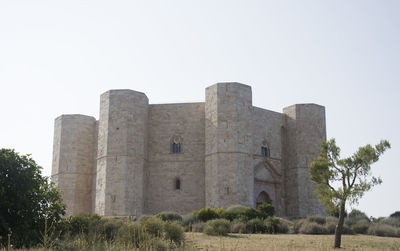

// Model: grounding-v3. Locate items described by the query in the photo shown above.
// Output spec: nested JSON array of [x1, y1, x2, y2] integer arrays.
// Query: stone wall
[[251, 107, 284, 215], [95, 90, 148, 216], [51, 114, 97, 216], [145, 103, 205, 214], [205, 82, 254, 208], [283, 104, 326, 217]]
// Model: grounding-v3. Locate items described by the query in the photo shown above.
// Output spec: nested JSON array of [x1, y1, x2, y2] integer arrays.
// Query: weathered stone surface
[[51, 83, 327, 218], [51, 114, 97, 216]]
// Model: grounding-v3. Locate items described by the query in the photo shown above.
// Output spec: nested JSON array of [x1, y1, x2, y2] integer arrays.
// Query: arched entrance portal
[[256, 191, 272, 208], [254, 159, 283, 215]]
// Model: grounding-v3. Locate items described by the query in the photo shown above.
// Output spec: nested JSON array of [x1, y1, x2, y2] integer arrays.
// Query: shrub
[[299, 222, 327, 234], [264, 217, 278, 234], [88, 217, 124, 242], [156, 211, 182, 222], [197, 207, 218, 222], [221, 205, 259, 221], [246, 218, 266, 233], [181, 213, 197, 231], [191, 222, 206, 232], [275, 218, 290, 234], [231, 220, 247, 233], [306, 215, 326, 225], [390, 211, 400, 218], [163, 222, 184, 245], [69, 214, 101, 236], [381, 217, 400, 227], [351, 221, 370, 234], [140, 217, 164, 237], [293, 219, 306, 233], [349, 209, 369, 219], [117, 223, 152, 247], [346, 209, 370, 227], [325, 222, 336, 234], [216, 207, 225, 217], [138, 214, 153, 222], [204, 219, 231, 236], [368, 223, 400, 237], [257, 203, 275, 219]]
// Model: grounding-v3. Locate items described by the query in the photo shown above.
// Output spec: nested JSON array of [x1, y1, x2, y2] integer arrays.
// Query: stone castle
[[51, 82, 326, 217]]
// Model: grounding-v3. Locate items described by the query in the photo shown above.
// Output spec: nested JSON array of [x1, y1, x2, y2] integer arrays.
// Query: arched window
[[261, 146, 270, 157], [261, 140, 270, 157], [171, 135, 183, 154], [175, 178, 181, 190]]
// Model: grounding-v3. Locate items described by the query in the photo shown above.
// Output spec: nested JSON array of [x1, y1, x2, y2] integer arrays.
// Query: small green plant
[[230, 220, 247, 233], [156, 211, 183, 222], [163, 221, 184, 245], [299, 222, 327, 234], [139, 217, 164, 237], [203, 219, 231, 236], [368, 223, 400, 237], [257, 203, 275, 219], [246, 218, 266, 233], [306, 215, 326, 225], [197, 207, 218, 222], [191, 222, 206, 232]]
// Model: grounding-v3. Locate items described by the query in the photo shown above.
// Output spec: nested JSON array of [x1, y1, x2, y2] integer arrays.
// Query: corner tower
[[51, 114, 97, 216], [283, 104, 326, 217], [205, 82, 254, 208], [95, 90, 148, 216]]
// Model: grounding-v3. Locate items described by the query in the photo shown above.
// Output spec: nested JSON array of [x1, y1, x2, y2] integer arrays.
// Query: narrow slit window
[[175, 178, 181, 190]]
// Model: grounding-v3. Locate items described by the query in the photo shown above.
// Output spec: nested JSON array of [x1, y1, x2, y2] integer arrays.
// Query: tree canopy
[[0, 148, 65, 248], [308, 139, 390, 248]]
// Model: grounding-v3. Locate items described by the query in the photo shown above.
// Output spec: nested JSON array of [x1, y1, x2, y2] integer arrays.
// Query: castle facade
[[51, 82, 326, 217]]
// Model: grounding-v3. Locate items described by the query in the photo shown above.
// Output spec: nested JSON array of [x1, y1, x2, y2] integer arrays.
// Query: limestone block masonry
[[51, 82, 326, 217]]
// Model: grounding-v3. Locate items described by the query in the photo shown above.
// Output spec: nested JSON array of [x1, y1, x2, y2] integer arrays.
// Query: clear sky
[[1, 0, 399, 218]]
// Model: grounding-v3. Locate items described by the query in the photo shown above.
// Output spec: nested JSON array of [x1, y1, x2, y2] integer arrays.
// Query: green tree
[[0, 149, 65, 248], [308, 139, 390, 248]]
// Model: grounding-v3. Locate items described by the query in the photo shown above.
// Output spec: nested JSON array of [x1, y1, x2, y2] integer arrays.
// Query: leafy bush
[[306, 215, 326, 225], [197, 207, 218, 222], [293, 219, 306, 233], [246, 218, 266, 233], [139, 217, 164, 237], [381, 217, 400, 227], [231, 220, 247, 233], [117, 222, 151, 247], [181, 213, 197, 231], [257, 203, 275, 219], [299, 222, 327, 234], [69, 214, 102, 236], [351, 221, 370, 234], [216, 207, 225, 217], [390, 211, 400, 218], [191, 222, 206, 232], [348, 209, 369, 219], [368, 223, 400, 237], [275, 218, 290, 234], [163, 221, 184, 245], [88, 217, 124, 242], [203, 219, 231, 236], [221, 205, 260, 221], [325, 222, 336, 234], [156, 211, 182, 222]]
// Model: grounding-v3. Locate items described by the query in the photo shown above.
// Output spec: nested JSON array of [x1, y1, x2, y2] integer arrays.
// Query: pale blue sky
[[1, 0, 399, 217]]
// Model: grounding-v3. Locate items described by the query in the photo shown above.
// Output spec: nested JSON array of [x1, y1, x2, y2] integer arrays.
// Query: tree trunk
[[334, 202, 346, 248]]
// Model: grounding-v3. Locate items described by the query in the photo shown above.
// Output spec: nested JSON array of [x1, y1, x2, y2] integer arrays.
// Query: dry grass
[[186, 232, 400, 251]]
